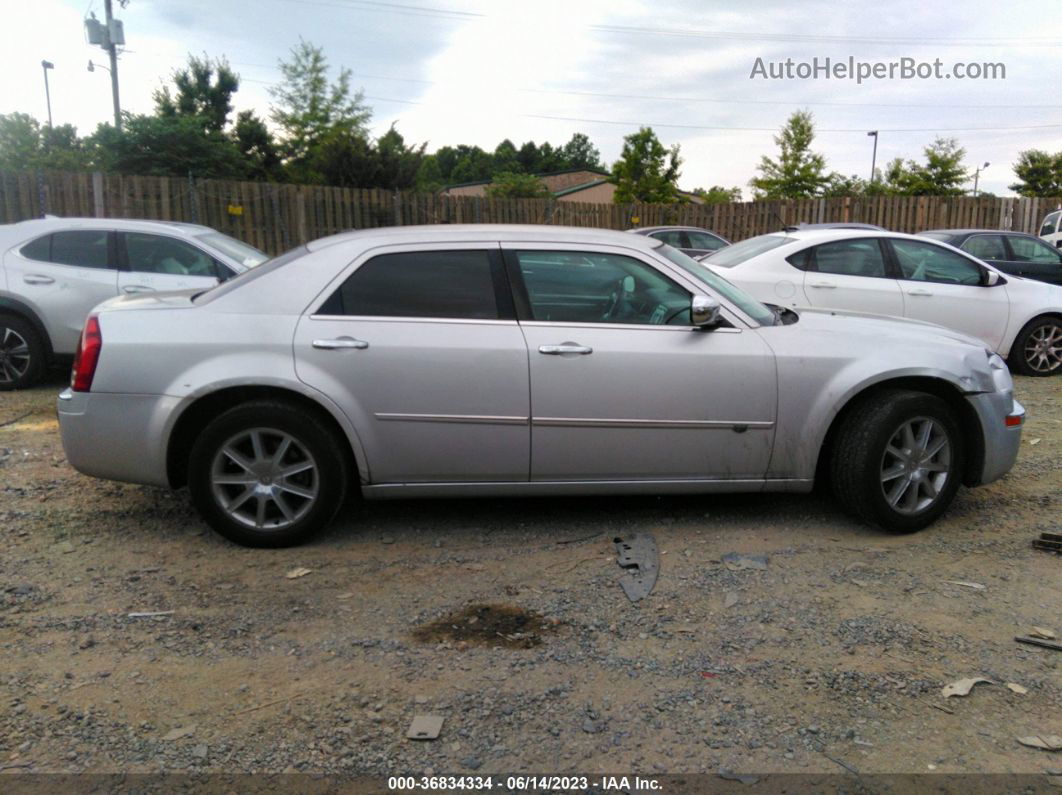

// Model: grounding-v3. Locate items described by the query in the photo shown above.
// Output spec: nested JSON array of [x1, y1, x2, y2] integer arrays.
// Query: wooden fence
[[1, 170, 1058, 255]]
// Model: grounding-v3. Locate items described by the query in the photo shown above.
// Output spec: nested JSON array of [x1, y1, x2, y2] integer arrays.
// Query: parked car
[[1040, 210, 1062, 248], [0, 217, 269, 389], [629, 226, 730, 257], [57, 225, 1023, 547], [701, 229, 1062, 376], [783, 223, 886, 232], [918, 229, 1062, 286]]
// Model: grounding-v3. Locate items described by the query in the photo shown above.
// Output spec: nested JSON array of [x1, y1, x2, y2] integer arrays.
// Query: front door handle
[[313, 337, 369, 350], [808, 281, 836, 289], [907, 288, 933, 296], [23, 274, 55, 285], [539, 343, 593, 355], [123, 285, 154, 294]]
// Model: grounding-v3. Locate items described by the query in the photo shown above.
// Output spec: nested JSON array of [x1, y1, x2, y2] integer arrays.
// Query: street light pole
[[41, 60, 54, 127], [867, 131, 878, 183], [104, 0, 121, 129], [973, 161, 990, 197]]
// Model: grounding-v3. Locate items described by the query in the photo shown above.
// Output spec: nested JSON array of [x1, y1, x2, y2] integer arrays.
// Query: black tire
[[830, 389, 964, 533], [187, 400, 349, 547], [1009, 316, 1062, 377], [0, 314, 45, 391]]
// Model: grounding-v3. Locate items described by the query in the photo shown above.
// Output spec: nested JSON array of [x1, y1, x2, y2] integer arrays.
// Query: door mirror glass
[[691, 295, 722, 327]]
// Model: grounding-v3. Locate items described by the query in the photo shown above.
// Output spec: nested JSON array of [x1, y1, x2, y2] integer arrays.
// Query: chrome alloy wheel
[[0, 326, 31, 384], [1024, 321, 1062, 374], [210, 428, 319, 530], [879, 416, 952, 515]]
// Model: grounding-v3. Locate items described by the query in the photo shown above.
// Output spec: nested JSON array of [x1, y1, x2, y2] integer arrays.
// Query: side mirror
[[691, 294, 722, 328], [985, 270, 1004, 287]]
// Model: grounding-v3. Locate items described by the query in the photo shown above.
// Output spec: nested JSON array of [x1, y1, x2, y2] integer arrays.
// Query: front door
[[118, 232, 225, 294], [294, 245, 530, 484], [798, 237, 906, 317], [507, 246, 777, 481], [1003, 235, 1062, 285]]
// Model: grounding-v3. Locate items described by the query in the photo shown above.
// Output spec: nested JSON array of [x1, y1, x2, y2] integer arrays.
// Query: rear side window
[[20, 235, 51, 261], [650, 230, 686, 247], [1041, 212, 1059, 236], [50, 230, 111, 269], [687, 231, 727, 251], [321, 250, 499, 320], [809, 239, 887, 277], [960, 235, 1006, 260]]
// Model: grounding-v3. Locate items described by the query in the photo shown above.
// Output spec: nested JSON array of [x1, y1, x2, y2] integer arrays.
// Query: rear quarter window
[[19, 234, 51, 261]]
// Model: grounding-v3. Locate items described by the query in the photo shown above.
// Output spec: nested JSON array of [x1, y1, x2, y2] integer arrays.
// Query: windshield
[[197, 231, 270, 269], [708, 234, 795, 268], [193, 245, 308, 304], [657, 244, 776, 326]]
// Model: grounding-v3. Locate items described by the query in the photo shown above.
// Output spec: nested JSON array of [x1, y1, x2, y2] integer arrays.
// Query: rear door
[[1003, 234, 1062, 285], [5, 229, 119, 354], [118, 232, 230, 294], [293, 244, 530, 484], [887, 237, 1010, 350], [797, 238, 906, 317]]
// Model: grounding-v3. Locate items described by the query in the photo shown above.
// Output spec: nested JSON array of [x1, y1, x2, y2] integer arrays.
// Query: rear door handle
[[539, 343, 593, 355], [808, 281, 836, 289], [907, 288, 933, 296], [313, 337, 369, 350], [23, 274, 54, 285], [122, 285, 154, 294]]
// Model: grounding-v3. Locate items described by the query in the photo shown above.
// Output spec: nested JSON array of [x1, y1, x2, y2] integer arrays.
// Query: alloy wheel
[[879, 416, 952, 515], [1023, 322, 1062, 374], [0, 326, 31, 385]]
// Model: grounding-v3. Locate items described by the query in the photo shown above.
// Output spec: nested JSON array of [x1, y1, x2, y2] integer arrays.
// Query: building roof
[[443, 167, 611, 191]]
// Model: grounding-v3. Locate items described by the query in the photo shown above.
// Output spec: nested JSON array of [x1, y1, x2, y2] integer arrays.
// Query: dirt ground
[[0, 372, 1059, 781]]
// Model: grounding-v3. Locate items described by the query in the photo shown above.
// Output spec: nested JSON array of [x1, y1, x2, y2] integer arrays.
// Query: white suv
[[1040, 210, 1062, 249], [0, 217, 268, 389]]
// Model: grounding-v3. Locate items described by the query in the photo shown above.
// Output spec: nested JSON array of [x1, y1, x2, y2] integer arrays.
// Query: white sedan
[[703, 229, 1062, 376]]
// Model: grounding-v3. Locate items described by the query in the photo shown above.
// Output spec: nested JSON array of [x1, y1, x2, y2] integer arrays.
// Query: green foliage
[[883, 138, 967, 196], [485, 171, 551, 199], [749, 110, 828, 199], [694, 185, 742, 204], [610, 127, 682, 204], [269, 38, 372, 179], [1009, 149, 1062, 197], [233, 111, 283, 181], [560, 133, 602, 170], [154, 54, 239, 133], [311, 125, 425, 190], [0, 113, 93, 171]]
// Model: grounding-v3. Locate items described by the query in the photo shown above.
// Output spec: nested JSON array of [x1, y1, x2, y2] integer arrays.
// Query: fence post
[[36, 170, 48, 217], [393, 190, 403, 226], [474, 197, 482, 224], [92, 172, 105, 217], [296, 189, 307, 244], [187, 171, 199, 224]]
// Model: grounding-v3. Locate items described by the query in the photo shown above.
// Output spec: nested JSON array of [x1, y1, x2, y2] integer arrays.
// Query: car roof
[[628, 226, 718, 235], [2, 217, 217, 237], [307, 224, 668, 253], [920, 228, 1034, 237]]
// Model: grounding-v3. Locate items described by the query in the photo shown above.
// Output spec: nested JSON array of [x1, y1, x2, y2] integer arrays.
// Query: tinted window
[[19, 235, 51, 261], [785, 249, 812, 270], [1041, 212, 1059, 236], [810, 239, 887, 277], [650, 230, 686, 247], [891, 239, 983, 285], [124, 233, 220, 277], [687, 231, 727, 251], [709, 235, 796, 267], [1008, 235, 1062, 263], [960, 235, 1006, 260], [326, 250, 498, 319], [515, 250, 689, 325], [659, 245, 776, 326], [50, 230, 111, 269]]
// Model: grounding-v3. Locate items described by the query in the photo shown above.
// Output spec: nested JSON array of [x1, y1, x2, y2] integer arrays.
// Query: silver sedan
[[57, 225, 1024, 547]]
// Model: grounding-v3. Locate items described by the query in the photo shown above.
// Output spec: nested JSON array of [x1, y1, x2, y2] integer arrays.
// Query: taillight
[[71, 315, 102, 392]]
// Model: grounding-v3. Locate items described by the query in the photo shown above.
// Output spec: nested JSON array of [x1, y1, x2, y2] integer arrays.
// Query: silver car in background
[[0, 217, 268, 389], [57, 225, 1024, 547]]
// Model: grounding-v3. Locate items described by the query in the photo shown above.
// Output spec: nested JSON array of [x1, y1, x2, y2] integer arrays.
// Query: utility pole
[[103, 0, 121, 129], [867, 130, 878, 184], [41, 60, 54, 127], [972, 162, 990, 197]]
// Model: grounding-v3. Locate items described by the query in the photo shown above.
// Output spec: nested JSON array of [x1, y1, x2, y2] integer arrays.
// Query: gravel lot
[[1, 373, 1059, 779]]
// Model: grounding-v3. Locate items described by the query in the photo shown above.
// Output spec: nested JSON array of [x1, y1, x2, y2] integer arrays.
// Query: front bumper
[[966, 392, 1025, 486], [57, 388, 178, 487]]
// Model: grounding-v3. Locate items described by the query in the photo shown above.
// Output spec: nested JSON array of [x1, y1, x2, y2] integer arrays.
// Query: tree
[[233, 110, 283, 180], [87, 114, 248, 178], [311, 124, 424, 189], [374, 126, 425, 190], [611, 127, 682, 203], [882, 138, 967, 196], [750, 110, 828, 198], [154, 54, 239, 133], [694, 185, 742, 204], [269, 39, 371, 178], [485, 171, 551, 199], [1010, 149, 1062, 197], [560, 133, 602, 170], [0, 113, 92, 171]]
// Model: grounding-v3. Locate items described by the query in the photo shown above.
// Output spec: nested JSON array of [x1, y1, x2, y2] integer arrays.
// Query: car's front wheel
[[830, 390, 963, 533], [0, 315, 45, 391], [187, 401, 349, 547], [1010, 316, 1062, 377]]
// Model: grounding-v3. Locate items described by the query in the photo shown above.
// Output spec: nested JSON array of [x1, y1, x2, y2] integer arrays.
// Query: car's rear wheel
[[0, 315, 45, 391], [830, 389, 963, 533], [187, 401, 349, 547], [1010, 316, 1062, 377]]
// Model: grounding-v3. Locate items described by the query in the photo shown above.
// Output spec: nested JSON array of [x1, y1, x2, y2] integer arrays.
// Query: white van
[[1041, 209, 1062, 248]]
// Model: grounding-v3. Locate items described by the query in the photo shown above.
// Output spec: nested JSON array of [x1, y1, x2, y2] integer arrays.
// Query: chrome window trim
[[517, 320, 741, 333], [308, 314, 519, 326]]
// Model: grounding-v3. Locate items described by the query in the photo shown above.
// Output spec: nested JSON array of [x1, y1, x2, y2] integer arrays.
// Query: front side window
[[960, 235, 1007, 260], [1040, 212, 1059, 236], [197, 231, 269, 268], [50, 230, 111, 269], [891, 239, 983, 285], [321, 250, 499, 319], [687, 231, 727, 251], [1007, 235, 1062, 263], [808, 238, 887, 277], [514, 250, 690, 325], [656, 245, 777, 326], [124, 233, 220, 277]]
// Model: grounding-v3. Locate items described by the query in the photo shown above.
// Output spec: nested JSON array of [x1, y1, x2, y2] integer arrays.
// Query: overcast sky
[[5, 0, 1061, 197]]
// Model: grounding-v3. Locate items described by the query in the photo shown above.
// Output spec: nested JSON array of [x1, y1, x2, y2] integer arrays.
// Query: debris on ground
[[721, 552, 769, 571], [407, 715, 444, 740], [1016, 735, 1062, 752], [943, 580, 986, 590], [1006, 683, 1029, 695], [1030, 627, 1057, 640], [1015, 635, 1062, 652], [717, 769, 759, 785], [161, 725, 197, 741], [126, 610, 174, 618], [1032, 532, 1062, 554], [613, 534, 660, 602], [942, 677, 992, 698], [412, 604, 548, 649], [285, 567, 312, 579]]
